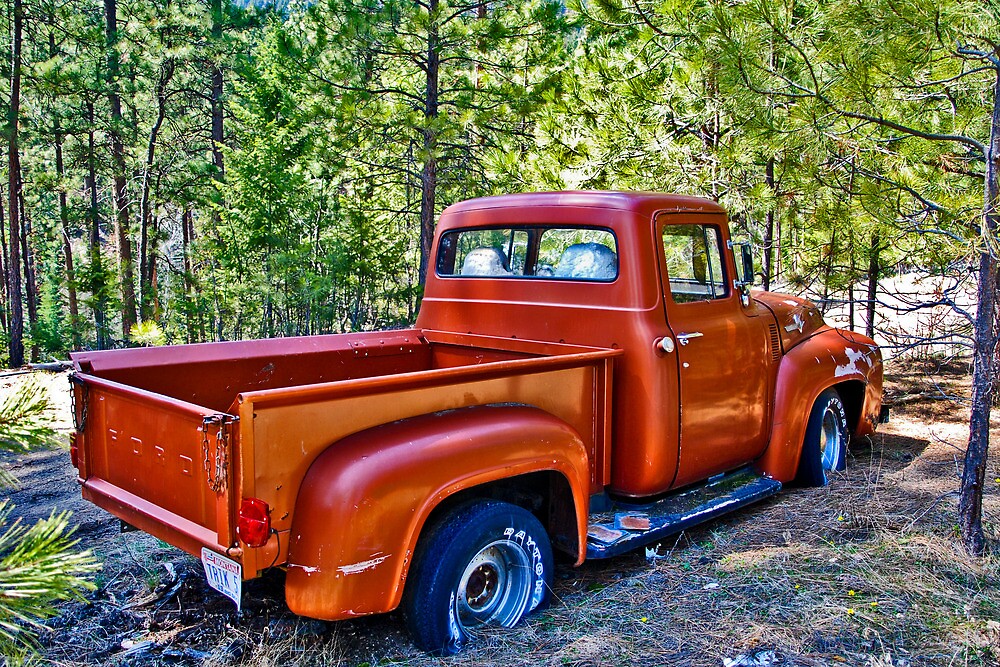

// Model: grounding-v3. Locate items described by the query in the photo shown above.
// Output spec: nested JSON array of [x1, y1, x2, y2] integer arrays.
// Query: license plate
[[201, 548, 242, 612]]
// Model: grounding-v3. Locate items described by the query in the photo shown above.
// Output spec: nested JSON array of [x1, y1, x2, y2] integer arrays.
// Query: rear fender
[[756, 328, 883, 482], [284, 404, 590, 621]]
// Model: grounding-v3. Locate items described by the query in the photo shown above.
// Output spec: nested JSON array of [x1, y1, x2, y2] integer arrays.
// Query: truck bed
[[70, 329, 618, 575]]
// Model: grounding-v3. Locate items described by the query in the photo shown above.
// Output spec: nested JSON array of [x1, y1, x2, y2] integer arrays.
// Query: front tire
[[403, 500, 553, 655], [796, 388, 848, 486]]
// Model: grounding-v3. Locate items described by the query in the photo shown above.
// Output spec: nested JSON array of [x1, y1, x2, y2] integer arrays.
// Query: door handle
[[676, 332, 704, 345]]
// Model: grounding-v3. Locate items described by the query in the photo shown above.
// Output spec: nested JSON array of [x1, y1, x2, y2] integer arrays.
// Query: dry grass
[[5, 359, 999, 666], [203, 361, 999, 667]]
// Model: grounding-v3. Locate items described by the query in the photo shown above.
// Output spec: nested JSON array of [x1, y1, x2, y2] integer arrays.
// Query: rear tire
[[403, 500, 553, 655], [796, 388, 848, 486]]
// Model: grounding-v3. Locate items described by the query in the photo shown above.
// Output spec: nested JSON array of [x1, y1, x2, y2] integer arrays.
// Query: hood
[[753, 291, 827, 352]]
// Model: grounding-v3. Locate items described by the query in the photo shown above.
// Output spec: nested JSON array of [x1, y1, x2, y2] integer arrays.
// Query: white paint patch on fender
[[835, 347, 869, 377], [337, 553, 390, 575]]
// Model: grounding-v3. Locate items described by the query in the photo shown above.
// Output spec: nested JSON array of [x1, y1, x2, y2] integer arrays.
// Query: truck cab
[[418, 191, 881, 497]]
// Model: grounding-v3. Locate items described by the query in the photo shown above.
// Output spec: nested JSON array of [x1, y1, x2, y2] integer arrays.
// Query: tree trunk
[[418, 0, 440, 288], [104, 0, 138, 338], [210, 69, 225, 176], [86, 100, 109, 350], [181, 207, 195, 342], [958, 63, 1000, 557], [0, 196, 9, 333], [209, 0, 226, 341], [848, 281, 855, 332], [821, 228, 835, 313], [210, 0, 225, 180], [139, 59, 174, 319], [763, 156, 775, 291], [55, 129, 81, 350], [6, 0, 25, 367], [18, 181, 39, 361], [866, 231, 880, 340], [847, 166, 856, 333], [150, 207, 160, 317], [50, 27, 81, 351]]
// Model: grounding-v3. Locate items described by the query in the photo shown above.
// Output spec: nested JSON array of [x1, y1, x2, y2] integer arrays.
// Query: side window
[[662, 224, 727, 303]]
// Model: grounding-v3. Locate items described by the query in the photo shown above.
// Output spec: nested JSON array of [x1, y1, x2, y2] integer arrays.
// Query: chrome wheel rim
[[456, 540, 531, 631], [820, 404, 843, 472]]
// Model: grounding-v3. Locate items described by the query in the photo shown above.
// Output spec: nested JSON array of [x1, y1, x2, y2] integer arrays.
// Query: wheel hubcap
[[456, 540, 531, 632], [466, 561, 502, 612], [819, 404, 843, 472]]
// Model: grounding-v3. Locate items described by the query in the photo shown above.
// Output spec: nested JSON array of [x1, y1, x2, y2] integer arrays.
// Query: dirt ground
[[1, 360, 998, 667]]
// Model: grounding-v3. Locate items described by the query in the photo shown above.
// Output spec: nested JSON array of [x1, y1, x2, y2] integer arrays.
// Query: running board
[[586, 467, 782, 559]]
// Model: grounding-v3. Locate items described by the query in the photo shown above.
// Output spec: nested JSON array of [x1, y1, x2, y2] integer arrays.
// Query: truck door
[[656, 213, 772, 488]]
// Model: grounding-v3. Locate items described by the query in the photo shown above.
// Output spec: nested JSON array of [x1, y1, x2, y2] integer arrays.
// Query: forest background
[[0, 0, 997, 552]]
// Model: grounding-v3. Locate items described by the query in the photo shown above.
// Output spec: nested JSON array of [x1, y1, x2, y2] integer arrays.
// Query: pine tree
[[281, 0, 572, 287], [706, 0, 997, 554]]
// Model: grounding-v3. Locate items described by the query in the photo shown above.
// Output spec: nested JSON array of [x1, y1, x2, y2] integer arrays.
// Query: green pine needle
[[0, 502, 100, 659], [0, 380, 99, 660], [0, 382, 61, 456]]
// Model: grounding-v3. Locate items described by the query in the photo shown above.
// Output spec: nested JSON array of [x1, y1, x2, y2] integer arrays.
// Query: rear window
[[436, 227, 618, 281]]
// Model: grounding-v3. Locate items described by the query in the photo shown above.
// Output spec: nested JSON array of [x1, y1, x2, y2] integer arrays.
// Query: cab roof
[[440, 191, 725, 217]]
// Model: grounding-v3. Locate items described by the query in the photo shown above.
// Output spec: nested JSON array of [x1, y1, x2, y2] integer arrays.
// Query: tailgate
[[71, 373, 238, 558]]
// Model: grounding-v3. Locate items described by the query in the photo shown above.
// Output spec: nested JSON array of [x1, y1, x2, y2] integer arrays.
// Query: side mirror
[[728, 241, 754, 286], [740, 244, 754, 287], [729, 241, 754, 306]]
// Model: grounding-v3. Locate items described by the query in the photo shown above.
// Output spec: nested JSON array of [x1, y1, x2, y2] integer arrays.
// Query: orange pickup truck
[[69, 191, 885, 654]]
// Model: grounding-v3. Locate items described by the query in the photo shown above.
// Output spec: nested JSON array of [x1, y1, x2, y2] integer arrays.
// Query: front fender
[[756, 328, 883, 482], [284, 404, 590, 621]]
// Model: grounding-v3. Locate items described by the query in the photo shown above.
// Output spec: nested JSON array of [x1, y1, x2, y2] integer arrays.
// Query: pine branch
[[0, 381, 62, 456], [739, 11, 990, 158], [0, 502, 100, 659]]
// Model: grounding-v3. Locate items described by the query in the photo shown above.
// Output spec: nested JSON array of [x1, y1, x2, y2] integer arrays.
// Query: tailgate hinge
[[202, 414, 237, 494], [68, 373, 89, 434]]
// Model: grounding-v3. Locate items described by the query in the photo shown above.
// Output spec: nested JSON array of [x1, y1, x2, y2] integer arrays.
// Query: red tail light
[[237, 498, 271, 548]]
